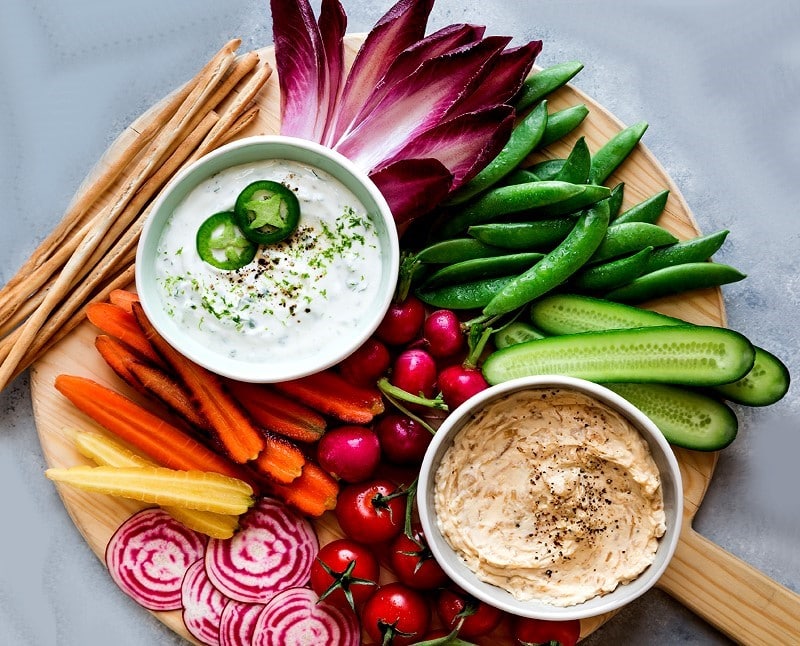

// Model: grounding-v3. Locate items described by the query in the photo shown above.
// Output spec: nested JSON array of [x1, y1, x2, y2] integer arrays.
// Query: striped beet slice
[[181, 559, 229, 646], [219, 599, 265, 646], [252, 587, 360, 646], [204, 497, 318, 603], [105, 507, 207, 611]]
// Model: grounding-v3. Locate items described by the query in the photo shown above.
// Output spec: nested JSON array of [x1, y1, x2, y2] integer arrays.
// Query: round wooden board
[[30, 36, 723, 644]]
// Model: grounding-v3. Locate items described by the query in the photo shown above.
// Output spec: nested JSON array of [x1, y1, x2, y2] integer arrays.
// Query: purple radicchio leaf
[[448, 40, 543, 118], [369, 158, 453, 226], [271, 0, 327, 142], [324, 0, 434, 146], [333, 36, 510, 172], [373, 105, 515, 192], [317, 0, 347, 144]]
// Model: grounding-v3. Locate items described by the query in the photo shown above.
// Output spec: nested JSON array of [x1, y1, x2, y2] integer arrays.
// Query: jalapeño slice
[[234, 180, 300, 244], [196, 211, 257, 270]]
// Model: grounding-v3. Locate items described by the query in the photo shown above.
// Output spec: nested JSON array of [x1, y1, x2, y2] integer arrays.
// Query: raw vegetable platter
[[25, 14, 798, 646]]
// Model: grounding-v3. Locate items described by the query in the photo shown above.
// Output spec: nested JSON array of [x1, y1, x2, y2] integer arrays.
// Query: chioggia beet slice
[[181, 559, 230, 646], [218, 599, 265, 646]]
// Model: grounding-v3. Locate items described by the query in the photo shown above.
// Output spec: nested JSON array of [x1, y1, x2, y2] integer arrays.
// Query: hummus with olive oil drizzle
[[434, 387, 666, 607]]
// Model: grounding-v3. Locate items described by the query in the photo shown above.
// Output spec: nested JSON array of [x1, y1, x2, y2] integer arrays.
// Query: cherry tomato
[[309, 539, 380, 611], [512, 616, 581, 646], [389, 525, 449, 590], [335, 478, 407, 544], [362, 582, 431, 646], [436, 588, 503, 639]]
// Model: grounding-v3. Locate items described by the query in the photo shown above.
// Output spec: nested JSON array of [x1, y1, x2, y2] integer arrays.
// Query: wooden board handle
[[657, 526, 800, 645]]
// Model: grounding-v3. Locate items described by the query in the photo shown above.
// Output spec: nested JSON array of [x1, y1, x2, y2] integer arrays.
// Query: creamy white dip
[[154, 159, 383, 363], [435, 388, 666, 607]]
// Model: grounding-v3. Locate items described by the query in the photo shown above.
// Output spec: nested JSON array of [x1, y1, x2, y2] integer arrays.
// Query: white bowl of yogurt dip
[[136, 135, 399, 383], [417, 375, 683, 621]]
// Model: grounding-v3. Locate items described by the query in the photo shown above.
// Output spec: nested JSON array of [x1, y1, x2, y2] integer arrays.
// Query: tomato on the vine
[[436, 587, 504, 639], [389, 524, 449, 590], [334, 478, 407, 544], [511, 616, 581, 646], [309, 538, 380, 611], [362, 582, 431, 646]]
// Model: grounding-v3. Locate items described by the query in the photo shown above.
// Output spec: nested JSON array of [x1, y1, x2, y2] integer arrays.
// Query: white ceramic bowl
[[417, 375, 683, 621], [136, 135, 399, 383]]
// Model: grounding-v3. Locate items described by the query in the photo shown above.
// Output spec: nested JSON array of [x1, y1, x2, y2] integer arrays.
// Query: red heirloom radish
[[391, 348, 438, 401], [317, 425, 381, 483], [374, 414, 432, 465], [104, 507, 207, 611], [252, 587, 360, 646], [181, 559, 230, 646], [423, 309, 465, 358], [338, 337, 391, 387], [204, 497, 318, 603], [219, 600, 265, 646], [376, 296, 426, 345], [437, 364, 489, 409]]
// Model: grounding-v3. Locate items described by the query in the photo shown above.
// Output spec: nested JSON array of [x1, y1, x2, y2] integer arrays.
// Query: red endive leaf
[[333, 36, 510, 171], [369, 158, 453, 225], [325, 0, 435, 145], [271, 0, 327, 141], [449, 40, 543, 117], [318, 0, 347, 144], [374, 105, 515, 191]]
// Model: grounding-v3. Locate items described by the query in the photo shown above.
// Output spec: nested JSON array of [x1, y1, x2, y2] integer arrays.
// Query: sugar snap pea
[[503, 169, 542, 186], [553, 136, 591, 184], [607, 182, 625, 220], [448, 101, 549, 205], [589, 120, 648, 184], [416, 275, 516, 310], [531, 183, 611, 218], [414, 238, 510, 264], [589, 221, 678, 263], [437, 181, 605, 239], [514, 61, 584, 111], [643, 229, 729, 273], [525, 158, 566, 181], [569, 246, 653, 292], [536, 104, 590, 150], [604, 262, 746, 303], [613, 189, 669, 225], [468, 219, 576, 250], [483, 200, 610, 316], [421, 252, 544, 288]]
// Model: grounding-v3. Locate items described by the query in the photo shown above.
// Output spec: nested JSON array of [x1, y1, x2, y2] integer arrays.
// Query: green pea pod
[[604, 262, 747, 303], [607, 182, 625, 220], [514, 61, 584, 111], [643, 229, 729, 273], [589, 120, 648, 184], [503, 169, 542, 186], [553, 136, 591, 185], [590, 222, 678, 263], [525, 158, 566, 181], [614, 189, 670, 225], [536, 103, 590, 150], [438, 181, 604, 239], [483, 200, 611, 316], [414, 238, 509, 264], [448, 101, 549, 205], [416, 275, 516, 310], [421, 252, 545, 288], [530, 183, 611, 218], [468, 219, 576, 250], [569, 246, 653, 292]]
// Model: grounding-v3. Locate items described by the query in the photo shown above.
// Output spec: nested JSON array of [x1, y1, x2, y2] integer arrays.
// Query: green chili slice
[[196, 211, 257, 270], [234, 180, 300, 244]]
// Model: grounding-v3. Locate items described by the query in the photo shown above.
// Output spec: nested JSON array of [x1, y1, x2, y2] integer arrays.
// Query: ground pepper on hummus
[[434, 387, 666, 607]]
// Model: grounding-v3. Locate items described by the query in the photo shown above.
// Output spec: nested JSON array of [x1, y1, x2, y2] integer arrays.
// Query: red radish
[[423, 309, 465, 358], [205, 497, 318, 603], [219, 600, 265, 646], [181, 559, 229, 646], [339, 337, 391, 387], [252, 587, 360, 646], [105, 507, 207, 611], [391, 348, 437, 400], [317, 425, 381, 483], [438, 364, 489, 409], [375, 296, 425, 345], [374, 414, 432, 465]]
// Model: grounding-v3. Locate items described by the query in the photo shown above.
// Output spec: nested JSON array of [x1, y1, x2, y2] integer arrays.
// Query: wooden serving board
[[30, 36, 800, 645]]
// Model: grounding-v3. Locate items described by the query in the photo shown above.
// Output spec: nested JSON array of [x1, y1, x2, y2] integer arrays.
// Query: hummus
[[434, 387, 666, 607]]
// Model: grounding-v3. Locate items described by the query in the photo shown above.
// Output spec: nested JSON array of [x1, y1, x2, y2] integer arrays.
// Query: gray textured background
[[1, 0, 798, 644]]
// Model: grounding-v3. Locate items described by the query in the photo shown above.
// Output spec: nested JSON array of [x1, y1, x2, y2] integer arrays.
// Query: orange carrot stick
[[94, 335, 149, 396], [226, 380, 326, 443], [86, 302, 164, 366], [132, 302, 264, 464], [251, 431, 306, 485], [268, 462, 338, 517], [108, 288, 140, 313], [54, 374, 253, 486], [273, 370, 385, 424]]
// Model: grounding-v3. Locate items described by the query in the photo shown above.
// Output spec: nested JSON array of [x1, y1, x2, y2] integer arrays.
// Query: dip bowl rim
[[417, 374, 684, 621], [135, 134, 400, 383]]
